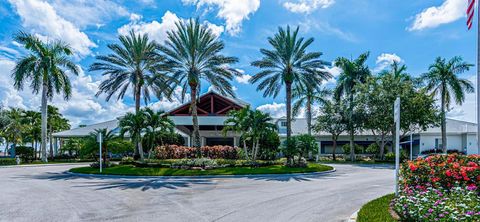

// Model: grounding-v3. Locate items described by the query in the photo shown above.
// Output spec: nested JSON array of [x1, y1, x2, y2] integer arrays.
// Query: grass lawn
[[357, 194, 397, 222], [69, 163, 333, 176]]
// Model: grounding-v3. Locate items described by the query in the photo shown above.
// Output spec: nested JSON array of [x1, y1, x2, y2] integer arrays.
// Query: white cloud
[[234, 69, 251, 84], [8, 0, 97, 57], [299, 19, 357, 42], [283, 0, 335, 14], [47, 0, 130, 29], [256, 102, 286, 118], [118, 11, 223, 44], [408, 0, 466, 31], [374, 53, 403, 72], [321, 65, 341, 85], [182, 0, 260, 35]]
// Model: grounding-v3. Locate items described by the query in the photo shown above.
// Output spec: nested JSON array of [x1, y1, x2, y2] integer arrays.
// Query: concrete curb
[[66, 167, 336, 179], [347, 209, 359, 222], [0, 162, 90, 168]]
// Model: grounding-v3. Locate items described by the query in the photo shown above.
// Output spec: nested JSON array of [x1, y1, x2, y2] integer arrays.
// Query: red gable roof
[[168, 91, 246, 116]]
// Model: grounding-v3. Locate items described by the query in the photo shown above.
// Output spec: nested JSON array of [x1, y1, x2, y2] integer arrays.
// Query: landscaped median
[[356, 154, 480, 222], [69, 162, 333, 176]]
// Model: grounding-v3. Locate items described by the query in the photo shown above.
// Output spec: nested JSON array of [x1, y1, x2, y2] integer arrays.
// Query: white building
[[53, 91, 480, 156]]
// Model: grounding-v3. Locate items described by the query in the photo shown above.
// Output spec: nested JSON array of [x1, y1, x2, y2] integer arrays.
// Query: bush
[[170, 158, 218, 169], [154, 145, 240, 159], [384, 150, 408, 162], [282, 134, 316, 167], [342, 143, 364, 155], [0, 158, 17, 165], [15, 146, 34, 163], [120, 156, 135, 165], [257, 131, 281, 160], [400, 154, 479, 191], [394, 186, 480, 221], [90, 161, 115, 168], [365, 143, 379, 155]]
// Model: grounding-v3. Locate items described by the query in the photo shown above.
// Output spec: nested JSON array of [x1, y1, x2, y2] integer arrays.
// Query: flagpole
[[477, 0, 480, 155]]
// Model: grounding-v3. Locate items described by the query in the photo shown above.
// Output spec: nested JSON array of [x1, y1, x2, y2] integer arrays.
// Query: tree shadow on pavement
[[13, 172, 216, 191]]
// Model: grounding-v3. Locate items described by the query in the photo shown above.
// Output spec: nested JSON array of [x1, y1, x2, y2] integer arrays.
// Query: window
[[280, 121, 287, 127]]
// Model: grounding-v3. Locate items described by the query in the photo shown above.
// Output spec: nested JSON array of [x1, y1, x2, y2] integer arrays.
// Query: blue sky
[[0, 0, 477, 126]]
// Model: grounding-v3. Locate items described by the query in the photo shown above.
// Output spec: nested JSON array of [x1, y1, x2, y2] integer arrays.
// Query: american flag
[[468, 0, 476, 30]]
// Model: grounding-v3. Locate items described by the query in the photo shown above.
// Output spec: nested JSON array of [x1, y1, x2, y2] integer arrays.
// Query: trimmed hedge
[[154, 145, 240, 159], [0, 158, 17, 165]]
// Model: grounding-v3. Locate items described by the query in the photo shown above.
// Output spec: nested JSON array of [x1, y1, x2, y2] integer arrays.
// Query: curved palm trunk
[[441, 89, 447, 153], [306, 96, 312, 135], [190, 84, 202, 156], [41, 83, 48, 163]]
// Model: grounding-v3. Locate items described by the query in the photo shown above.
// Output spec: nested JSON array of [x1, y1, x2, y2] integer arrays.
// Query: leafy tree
[[22, 110, 41, 159], [12, 32, 79, 162], [334, 52, 371, 161], [119, 112, 147, 161], [4, 108, 25, 156], [257, 130, 281, 160], [420, 56, 474, 153], [292, 82, 331, 135], [250, 26, 330, 157], [283, 134, 317, 167], [224, 107, 277, 160], [357, 64, 440, 159], [60, 138, 83, 157], [314, 100, 347, 161], [159, 19, 240, 152], [83, 129, 117, 163]]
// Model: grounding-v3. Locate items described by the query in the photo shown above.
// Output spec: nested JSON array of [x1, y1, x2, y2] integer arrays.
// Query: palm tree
[[119, 111, 147, 161], [90, 30, 173, 158], [22, 110, 41, 159], [90, 30, 173, 114], [292, 82, 331, 135], [12, 32, 79, 162], [421, 56, 474, 153], [143, 107, 174, 158], [88, 129, 117, 164], [334, 52, 371, 161], [47, 105, 70, 157], [159, 18, 240, 152], [250, 25, 330, 150], [224, 107, 276, 161]]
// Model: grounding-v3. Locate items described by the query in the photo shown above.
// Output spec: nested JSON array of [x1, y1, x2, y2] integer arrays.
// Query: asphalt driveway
[[0, 163, 394, 222]]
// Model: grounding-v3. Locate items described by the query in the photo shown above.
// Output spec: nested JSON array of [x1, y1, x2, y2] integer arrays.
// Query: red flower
[[409, 163, 417, 171], [445, 170, 452, 177], [432, 177, 440, 183]]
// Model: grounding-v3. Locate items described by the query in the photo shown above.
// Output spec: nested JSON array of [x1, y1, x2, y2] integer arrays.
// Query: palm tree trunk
[[441, 90, 447, 153], [138, 136, 144, 161], [286, 82, 292, 138], [49, 132, 53, 158], [349, 93, 355, 162], [190, 84, 202, 156], [242, 140, 249, 160], [332, 135, 337, 161], [307, 96, 312, 135], [4, 141, 8, 156], [134, 84, 141, 159], [41, 83, 48, 163]]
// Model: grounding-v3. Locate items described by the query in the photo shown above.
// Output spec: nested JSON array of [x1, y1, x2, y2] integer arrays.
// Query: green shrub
[[170, 158, 218, 169], [385, 150, 408, 162], [342, 143, 364, 155], [120, 156, 135, 165], [365, 143, 379, 155], [0, 158, 17, 165], [15, 146, 34, 163], [257, 130, 281, 160], [90, 161, 115, 168]]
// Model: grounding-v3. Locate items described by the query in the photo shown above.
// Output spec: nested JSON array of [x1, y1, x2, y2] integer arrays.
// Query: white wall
[[420, 134, 465, 152], [466, 134, 478, 155]]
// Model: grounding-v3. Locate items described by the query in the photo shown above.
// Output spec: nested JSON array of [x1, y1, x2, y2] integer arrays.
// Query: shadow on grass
[[13, 168, 337, 191]]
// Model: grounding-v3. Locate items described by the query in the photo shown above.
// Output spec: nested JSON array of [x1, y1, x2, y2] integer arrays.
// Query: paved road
[[0, 164, 394, 222]]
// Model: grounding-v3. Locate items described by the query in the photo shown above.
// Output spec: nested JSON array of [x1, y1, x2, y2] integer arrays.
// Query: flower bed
[[154, 145, 240, 159], [393, 154, 480, 221], [132, 158, 285, 169]]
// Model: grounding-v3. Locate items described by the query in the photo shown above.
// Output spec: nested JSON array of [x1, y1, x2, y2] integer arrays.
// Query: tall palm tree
[[90, 30, 173, 158], [292, 82, 331, 135], [421, 56, 474, 153], [159, 18, 240, 153], [334, 52, 371, 161], [90, 30, 173, 113], [250, 25, 330, 149], [119, 111, 147, 161], [12, 32, 79, 162]]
